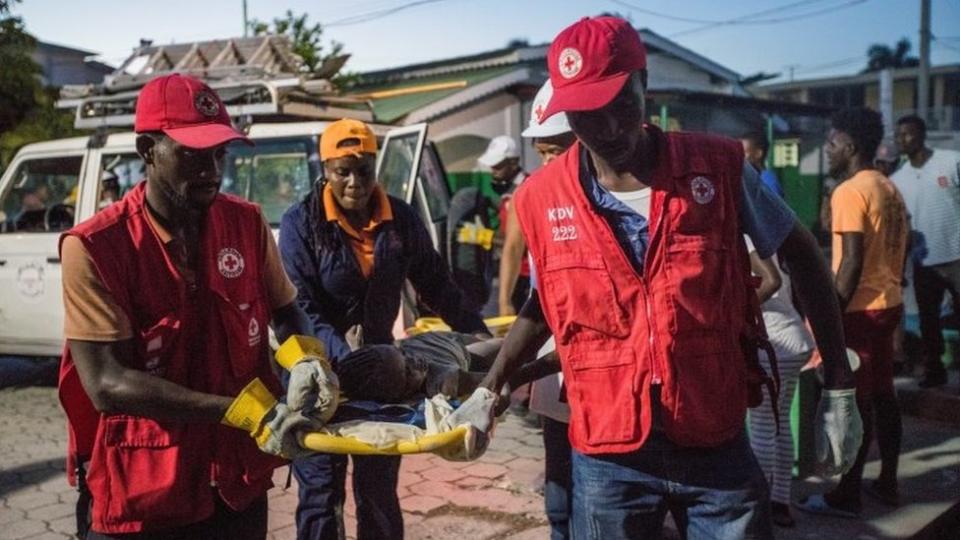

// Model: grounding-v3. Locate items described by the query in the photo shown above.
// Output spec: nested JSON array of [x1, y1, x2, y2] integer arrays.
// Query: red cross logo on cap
[[217, 247, 245, 278], [690, 176, 716, 205], [558, 47, 583, 79], [534, 104, 545, 122], [194, 91, 220, 117]]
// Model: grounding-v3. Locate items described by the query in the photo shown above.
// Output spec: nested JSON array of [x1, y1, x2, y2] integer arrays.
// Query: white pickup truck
[[0, 121, 453, 358]]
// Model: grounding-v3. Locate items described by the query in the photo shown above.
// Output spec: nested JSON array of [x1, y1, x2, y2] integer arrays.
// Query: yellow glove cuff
[[276, 335, 329, 371], [222, 378, 277, 433]]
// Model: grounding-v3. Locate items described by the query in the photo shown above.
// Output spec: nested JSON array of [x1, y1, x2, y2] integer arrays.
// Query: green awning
[[350, 65, 520, 124]]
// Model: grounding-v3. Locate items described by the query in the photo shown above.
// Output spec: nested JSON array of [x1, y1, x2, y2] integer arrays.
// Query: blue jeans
[[571, 429, 772, 540], [543, 417, 573, 540], [292, 453, 402, 540]]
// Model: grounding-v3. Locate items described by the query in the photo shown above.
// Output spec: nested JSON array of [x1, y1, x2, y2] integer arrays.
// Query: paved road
[[0, 386, 550, 540], [3, 384, 958, 539]]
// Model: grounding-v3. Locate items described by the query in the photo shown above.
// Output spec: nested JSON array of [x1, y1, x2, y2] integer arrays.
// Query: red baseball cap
[[134, 73, 251, 149], [541, 16, 647, 121]]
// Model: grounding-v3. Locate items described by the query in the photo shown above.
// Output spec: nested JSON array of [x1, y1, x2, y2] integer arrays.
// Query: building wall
[[428, 92, 535, 173], [647, 53, 722, 93], [894, 79, 916, 111], [32, 47, 110, 87], [756, 70, 960, 135]]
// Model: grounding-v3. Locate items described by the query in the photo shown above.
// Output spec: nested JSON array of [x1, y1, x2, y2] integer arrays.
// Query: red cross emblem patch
[[194, 91, 220, 117], [558, 47, 583, 79], [690, 176, 716, 205], [217, 247, 245, 278], [247, 317, 261, 347]]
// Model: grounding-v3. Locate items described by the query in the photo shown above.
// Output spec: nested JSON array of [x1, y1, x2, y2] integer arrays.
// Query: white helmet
[[522, 79, 571, 138]]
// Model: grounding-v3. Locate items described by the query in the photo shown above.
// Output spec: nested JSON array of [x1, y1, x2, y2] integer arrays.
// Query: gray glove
[[345, 324, 365, 352], [275, 335, 340, 424], [260, 402, 323, 460], [287, 359, 340, 424], [815, 388, 863, 476], [437, 387, 498, 461], [222, 377, 320, 460]]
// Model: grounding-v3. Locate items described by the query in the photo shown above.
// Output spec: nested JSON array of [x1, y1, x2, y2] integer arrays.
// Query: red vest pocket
[[137, 314, 181, 379], [567, 348, 642, 446], [663, 332, 746, 446], [213, 292, 270, 383], [97, 416, 212, 529], [542, 254, 630, 342], [665, 235, 731, 332]]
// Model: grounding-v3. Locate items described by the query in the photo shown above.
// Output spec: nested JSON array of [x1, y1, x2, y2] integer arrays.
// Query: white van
[[0, 121, 453, 358]]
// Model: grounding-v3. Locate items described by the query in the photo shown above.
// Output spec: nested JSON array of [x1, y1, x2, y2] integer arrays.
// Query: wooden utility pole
[[918, 0, 931, 121]]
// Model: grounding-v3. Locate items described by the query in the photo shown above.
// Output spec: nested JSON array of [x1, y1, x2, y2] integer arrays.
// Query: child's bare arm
[[506, 351, 561, 388]]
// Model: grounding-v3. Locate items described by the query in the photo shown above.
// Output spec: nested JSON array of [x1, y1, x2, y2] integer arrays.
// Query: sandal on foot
[[795, 494, 860, 519]]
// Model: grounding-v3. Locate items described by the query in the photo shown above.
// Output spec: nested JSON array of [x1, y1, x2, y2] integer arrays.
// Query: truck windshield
[[223, 137, 320, 226]]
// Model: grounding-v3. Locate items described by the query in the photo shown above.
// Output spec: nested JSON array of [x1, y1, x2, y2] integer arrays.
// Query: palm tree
[[864, 38, 919, 73]]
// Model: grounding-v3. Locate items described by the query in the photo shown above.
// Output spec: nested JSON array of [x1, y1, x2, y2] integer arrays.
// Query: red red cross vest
[[57, 182, 284, 534], [515, 132, 766, 453]]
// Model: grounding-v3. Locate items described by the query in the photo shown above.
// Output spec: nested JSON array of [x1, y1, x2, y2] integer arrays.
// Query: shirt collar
[[144, 204, 175, 244], [323, 183, 394, 234]]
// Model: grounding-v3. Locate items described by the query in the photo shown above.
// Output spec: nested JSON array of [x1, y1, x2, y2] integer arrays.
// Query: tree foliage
[[0, 4, 41, 135], [249, 10, 353, 87], [864, 38, 919, 73], [0, 88, 77, 167], [0, 1, 81, 170]]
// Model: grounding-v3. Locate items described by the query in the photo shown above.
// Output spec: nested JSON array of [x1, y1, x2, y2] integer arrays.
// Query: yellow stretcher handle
[[405, 315, 517, 337], [300, 427, 468, 455]]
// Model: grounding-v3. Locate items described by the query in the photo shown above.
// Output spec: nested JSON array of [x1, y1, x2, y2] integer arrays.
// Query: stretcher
[[406, 315, 516, 337], [294, 316, 515, 457], [300, 426, 468, 455]]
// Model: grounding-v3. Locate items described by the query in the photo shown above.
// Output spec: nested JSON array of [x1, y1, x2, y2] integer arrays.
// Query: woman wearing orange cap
[[278, 118, 487, 540]]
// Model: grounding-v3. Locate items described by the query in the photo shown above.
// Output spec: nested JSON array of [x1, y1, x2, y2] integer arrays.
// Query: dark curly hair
[[741, 131, 770, 159], [831, 108, 885, 162], [896, 114, 927, 140], [335, 346, 415, 402]]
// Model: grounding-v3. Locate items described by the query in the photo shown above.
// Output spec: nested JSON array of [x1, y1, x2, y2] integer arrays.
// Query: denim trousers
[[570, 429, 772, 540], [543, 417, 573, 540], [292, 453, 403, 540]]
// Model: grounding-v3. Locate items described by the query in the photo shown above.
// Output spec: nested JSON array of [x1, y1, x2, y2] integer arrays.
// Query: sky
[[12, 0, 960, 84]]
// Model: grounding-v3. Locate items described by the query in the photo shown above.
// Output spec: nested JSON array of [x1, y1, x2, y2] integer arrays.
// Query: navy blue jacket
[[279, 189, 487, 362]]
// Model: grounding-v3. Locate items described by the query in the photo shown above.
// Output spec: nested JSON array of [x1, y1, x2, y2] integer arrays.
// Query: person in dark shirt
[[278, 118, 487, 540]]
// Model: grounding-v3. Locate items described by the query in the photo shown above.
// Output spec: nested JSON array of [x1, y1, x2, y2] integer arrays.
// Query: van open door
[[378, 123, 461, 336], [377, 124, 430, 240]]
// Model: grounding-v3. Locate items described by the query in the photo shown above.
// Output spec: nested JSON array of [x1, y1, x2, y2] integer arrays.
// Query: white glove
[[287, 359, 340, 424], [436, 387, 498, 461], [815, 388, 863, 476]]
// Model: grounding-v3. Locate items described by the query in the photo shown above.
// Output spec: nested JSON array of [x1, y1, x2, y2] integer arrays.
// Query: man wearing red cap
[[58, 74, 331, 538], [460, 16, 864, 538]]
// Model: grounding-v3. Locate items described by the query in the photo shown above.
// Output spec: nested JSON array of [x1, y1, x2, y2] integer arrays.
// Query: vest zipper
[[645, 194, 668, 386], [646, 299, 660, 385]]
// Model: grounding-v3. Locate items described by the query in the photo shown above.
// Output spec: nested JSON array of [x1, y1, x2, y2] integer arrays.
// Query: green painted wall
[[778, 167, 822, 231]]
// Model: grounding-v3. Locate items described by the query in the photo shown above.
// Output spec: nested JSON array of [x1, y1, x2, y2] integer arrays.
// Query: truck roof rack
[[57, 35, 372, 129]]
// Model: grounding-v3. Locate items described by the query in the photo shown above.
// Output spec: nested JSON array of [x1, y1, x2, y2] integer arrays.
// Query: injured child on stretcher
[[293, 329, 559, 458], [336, 328, 560, 403]]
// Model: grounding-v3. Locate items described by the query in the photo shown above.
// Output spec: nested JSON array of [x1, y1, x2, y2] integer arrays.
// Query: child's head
[[336, 345, 428, 402]]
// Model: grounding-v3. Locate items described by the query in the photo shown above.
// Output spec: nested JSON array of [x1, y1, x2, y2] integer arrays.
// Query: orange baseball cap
[[320, 119, 377, 161]]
